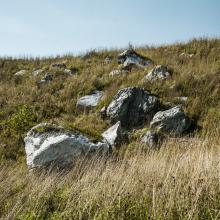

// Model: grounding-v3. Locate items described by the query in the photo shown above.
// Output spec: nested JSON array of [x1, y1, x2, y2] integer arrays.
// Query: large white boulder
[[24, 123, 110, 169]]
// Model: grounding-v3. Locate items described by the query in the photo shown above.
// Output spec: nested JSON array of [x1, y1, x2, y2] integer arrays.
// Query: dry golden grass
[[1, 137, 220, 219]]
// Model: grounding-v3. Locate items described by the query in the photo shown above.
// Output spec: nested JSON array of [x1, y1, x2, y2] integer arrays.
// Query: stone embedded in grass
[[63, 68, 77, 76], [118, 49, 153, 71], [102, 121, 127, 149], [37, 73, 53, 87], [145, 65, 171, 81], [106, 87, 160, 129], [50, 62, 67, 69], [179, 52, 194, 58], [140, 130, 163, 149], [24, 123, 110, 169], [14, 70, 27, 76], [76, 91, 104, 111], [32, 69, 43, 76], [105, 55, 113, 63], [109, 69, 128, 77], [150, 105, 191, 135]]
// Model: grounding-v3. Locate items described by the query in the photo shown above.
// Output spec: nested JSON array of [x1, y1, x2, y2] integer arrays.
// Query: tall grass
[[1, 137, 220, 219]]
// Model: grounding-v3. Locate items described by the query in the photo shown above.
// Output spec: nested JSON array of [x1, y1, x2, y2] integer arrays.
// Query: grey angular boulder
[[76, 91, 104, 111], [118, 49, 152, 68], [140, 131, 162, 148], [102, 121, 126, 149], [106, 87, 160, 129], [150, 106, 191, 135], [24, 123, 110, 169], [145, 65, 171, 81]]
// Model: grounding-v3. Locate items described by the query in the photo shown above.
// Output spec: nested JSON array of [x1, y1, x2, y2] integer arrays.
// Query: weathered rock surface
[[150, 106, 191, 135], [140, 131, 162, 148], [106, 87, 160, 128], [76, 91, 104, 111], [14, 70, 27, 76], [102, 121, 126, 149], [118, 49, 152, 70], [24, 123, 110, 168], [145, 65, 171, 81]]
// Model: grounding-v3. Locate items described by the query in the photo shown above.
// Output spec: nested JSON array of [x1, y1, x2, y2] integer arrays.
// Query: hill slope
[[0, 38, 220, 219]]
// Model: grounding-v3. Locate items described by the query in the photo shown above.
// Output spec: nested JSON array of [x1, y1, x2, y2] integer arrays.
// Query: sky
[[0, 0, 219, 57]]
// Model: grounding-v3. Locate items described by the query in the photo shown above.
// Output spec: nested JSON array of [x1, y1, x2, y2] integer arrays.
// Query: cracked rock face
[[106, 87, 160, 129], [150, 106, 191, 135], [24, 123, 110, 169], [145, 65, 171, 81], [76, 91, 104, 111]]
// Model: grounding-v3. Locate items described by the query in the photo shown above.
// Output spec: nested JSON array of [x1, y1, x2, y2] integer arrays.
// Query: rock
[[106, 87, 160, 129], [123, 57, 149, 71], [105, 56, 113, 63], [150, 106, 191, 135], [37, 73, 53, 88], [32, 69, 43, 76], [14, 70, 27, 76], [102, 121, 126, 149], [76, 91, 104, 111], [109, 69, 128, 77], [63, 68, 77, 76], [175, 96, 188, 102], [145, 65, 171, 81], [118, 49, 152, 69], [179, 53, 194, 58], [51, 63, 67, 69], [24, 123, 110, 169], [140, 130, 162, 148]]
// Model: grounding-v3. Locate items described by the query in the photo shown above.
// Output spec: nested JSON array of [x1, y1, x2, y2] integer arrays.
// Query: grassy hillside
[[0, 38, 220, 219]]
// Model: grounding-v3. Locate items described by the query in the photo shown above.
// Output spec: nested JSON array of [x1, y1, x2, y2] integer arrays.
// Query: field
[[0, 38, 220, 219]]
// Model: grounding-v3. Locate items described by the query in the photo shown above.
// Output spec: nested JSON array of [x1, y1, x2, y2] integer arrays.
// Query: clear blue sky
[[0, 0, 219, 57]]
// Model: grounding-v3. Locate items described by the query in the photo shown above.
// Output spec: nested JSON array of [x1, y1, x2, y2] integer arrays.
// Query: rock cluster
[[23, 49, 193, 169]]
